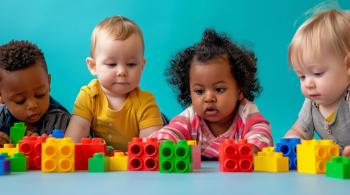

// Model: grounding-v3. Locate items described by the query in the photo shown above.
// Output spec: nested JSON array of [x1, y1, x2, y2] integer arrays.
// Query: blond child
[[284, 9, 350, 156], [150, 29, 273, 159], [0, 40, 70, 146], [65, 16, 163, 151]]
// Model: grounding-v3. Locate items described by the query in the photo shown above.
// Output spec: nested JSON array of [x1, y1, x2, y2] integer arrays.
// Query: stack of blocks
[[254, 147, 289, 172], [159, 140, 192, 173], [75, 138, 106, 170], [128, 137, 159, 171], [275, 138, 301, 170], [42, 137, 75, 172], [18, 135, 47, 170], [218, 139, 253, 172], [326, 156, 350, 179], [297, 140, 339, 174], [0, 153, 10, 175]]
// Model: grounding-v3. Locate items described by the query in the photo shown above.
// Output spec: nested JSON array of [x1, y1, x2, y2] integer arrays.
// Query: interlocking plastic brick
[[219, 139, 253, 172], [128, 137, 159, 171], [42, 137, 74, 172], [275, 138, 301, 170], [18, 135, 47, 170], [326, 156, 350, 179], [159, 140, 192, 173], [254, 147, 289, 172]]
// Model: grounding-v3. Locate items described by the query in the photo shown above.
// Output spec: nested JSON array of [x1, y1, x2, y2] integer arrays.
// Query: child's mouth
[[28, 114, 41, 121], [204, 107, 218, 115]]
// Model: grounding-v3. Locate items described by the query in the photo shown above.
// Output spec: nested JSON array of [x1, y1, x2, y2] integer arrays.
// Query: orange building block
[[297, 139, 339, 174], [42, 137, 75, 172]]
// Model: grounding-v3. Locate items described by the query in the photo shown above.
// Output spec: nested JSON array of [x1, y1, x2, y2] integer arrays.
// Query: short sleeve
[[296, 99, 315, 139], [136, 92, 163, 130], [72, 87, 94, 122]]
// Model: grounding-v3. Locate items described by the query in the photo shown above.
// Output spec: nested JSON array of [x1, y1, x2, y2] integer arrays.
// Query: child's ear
[[141, 57, 146, 71], [238, 90, 244, 101], [345, 53, 350, 76], [86, 57, 97, 76]]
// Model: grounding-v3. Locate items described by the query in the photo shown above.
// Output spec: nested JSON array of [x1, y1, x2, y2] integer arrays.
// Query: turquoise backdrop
[[1, 0, 349, 141]]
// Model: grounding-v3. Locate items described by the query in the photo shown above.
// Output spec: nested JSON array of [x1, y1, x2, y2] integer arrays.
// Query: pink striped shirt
[[150, 99, 273, 158]]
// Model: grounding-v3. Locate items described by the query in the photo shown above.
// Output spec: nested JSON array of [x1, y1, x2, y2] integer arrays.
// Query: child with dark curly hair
[[150, 29, 273, 158], [0, 40, 70, 146]]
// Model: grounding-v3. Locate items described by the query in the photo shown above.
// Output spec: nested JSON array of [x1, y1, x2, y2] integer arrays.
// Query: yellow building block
[[0, 144, 19, 156], [254, 147, 289, 172], [109, 152, 128, 171], [297, 139, 339, 174], [42, 137, 75, 173]]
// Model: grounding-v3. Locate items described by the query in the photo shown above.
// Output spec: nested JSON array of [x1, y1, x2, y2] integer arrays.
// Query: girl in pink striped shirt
[[151, 29, 273, 159]]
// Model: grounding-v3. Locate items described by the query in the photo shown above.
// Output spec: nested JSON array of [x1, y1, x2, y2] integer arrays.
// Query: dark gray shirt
[[297, 92, 350, 150], [0, 96, 71, 136]]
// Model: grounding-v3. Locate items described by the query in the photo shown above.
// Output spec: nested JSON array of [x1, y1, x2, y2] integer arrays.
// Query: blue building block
[[0, 153, 10, 175], [52, 130, 64, 138], [275, 138, 301, 170]]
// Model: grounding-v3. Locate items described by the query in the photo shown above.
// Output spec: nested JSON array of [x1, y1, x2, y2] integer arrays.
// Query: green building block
[[159, 140, 192, 173], [10, 122, 26, 145], [10, 152, 27, 172], [88, 153, 109, 172], [326, 156, 350, 179]]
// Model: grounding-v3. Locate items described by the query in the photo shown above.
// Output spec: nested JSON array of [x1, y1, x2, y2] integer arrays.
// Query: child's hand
[[0, 131, 11, 147], [342, 145, 350, 157]]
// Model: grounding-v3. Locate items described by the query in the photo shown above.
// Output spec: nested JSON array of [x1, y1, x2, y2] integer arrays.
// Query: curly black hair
[[166, 29, 261, 108], [0, 40, 47, 72]]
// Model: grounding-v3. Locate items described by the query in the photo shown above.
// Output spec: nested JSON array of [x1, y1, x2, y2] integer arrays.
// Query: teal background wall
[[1, 0, 349, 141]]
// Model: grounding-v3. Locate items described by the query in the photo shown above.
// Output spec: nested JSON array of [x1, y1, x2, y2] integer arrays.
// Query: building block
[[254, 147, 289, 172], [0, 144, 19, 156], [42, 137, 75, 172], [159, 140, 192, 173], [10, 152, 27, 172], [187, 140, 201, 170], [88, 153, 109, 172], [10, 122, 26, 145], [275, 138, 301, 170], [326, 156, 350, 179], [0, 153, 10, 175], [219, 139, 253, 172], [18, 135, 47, 170], [128, 137, 159, 171], [52, 130, 64, 138], [75, 138, 106, 170], [109, 152, 128, 171], [297, 140, 339, 174]]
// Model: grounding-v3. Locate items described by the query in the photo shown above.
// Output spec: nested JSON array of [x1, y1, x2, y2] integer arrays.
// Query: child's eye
[[35, 94, 46, 99], [194, 89, 204, 95], [314, 72, 324, 77], [105, 63, 116, 67], [216, 87, 225, 93], [13, 99, 25, 105], [298, 75, 305, 81], [127, 63, 137, 67]]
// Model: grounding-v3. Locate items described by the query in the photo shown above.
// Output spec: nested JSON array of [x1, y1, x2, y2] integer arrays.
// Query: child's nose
[[27, 99, 38, 110], [304, 77, 316, 89], [116, 65, 127, 77], [204, 91, 216, 103]]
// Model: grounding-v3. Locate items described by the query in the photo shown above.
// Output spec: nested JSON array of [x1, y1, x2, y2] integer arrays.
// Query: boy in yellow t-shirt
[[65, 16, 163, 151]]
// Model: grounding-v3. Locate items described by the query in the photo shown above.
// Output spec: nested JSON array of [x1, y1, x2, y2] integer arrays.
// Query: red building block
[[18, 135, 47, 170], [75, 138, 106, 171], [219, 139, 253, 172], [128, 137, 159, 171]]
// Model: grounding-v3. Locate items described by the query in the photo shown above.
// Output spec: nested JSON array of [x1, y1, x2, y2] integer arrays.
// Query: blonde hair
[[90, 16, 144, 57], [289, 9, 350, 67]]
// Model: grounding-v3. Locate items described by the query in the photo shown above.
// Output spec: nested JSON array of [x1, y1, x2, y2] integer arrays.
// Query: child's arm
[[284, 121, 311, 139], [64, 115, 91, 143], [342, 146, 350, 157], [139, 125, 162, 138]]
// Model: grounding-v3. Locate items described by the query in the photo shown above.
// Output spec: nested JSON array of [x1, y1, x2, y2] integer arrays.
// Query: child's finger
[[0, 131, 11, 142]]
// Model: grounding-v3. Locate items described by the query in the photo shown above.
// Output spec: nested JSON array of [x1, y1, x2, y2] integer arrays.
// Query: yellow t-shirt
[[73, 80, 163, 151]]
